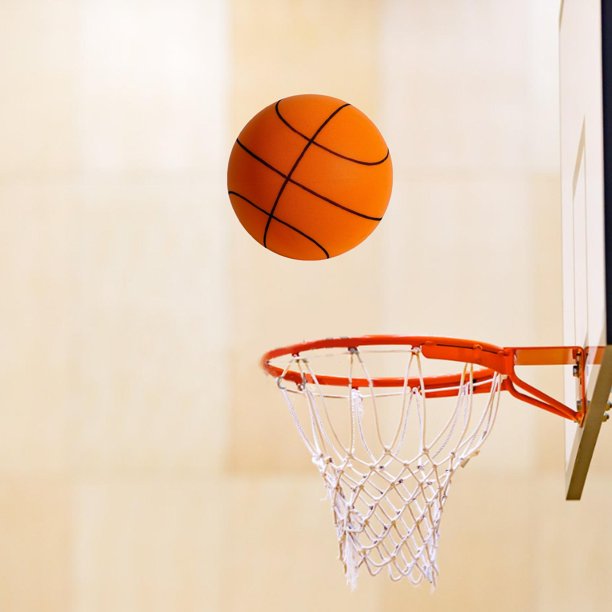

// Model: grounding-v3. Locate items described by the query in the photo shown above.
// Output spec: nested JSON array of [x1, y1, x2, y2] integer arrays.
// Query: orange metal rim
[[261, 335, 589, 424]]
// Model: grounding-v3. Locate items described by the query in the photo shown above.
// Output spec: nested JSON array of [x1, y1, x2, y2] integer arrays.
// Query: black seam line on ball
[[235, 139, 383, 222], [228, 191, 330, 258], [275, 100, 390, 166], [262, 103, 349, 248]]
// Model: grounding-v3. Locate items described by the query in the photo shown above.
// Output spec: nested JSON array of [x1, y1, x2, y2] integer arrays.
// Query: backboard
[[560, 0, 612, 500]]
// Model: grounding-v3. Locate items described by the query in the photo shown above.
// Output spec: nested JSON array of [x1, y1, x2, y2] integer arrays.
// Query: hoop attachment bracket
[[508, 346, 587, 424]]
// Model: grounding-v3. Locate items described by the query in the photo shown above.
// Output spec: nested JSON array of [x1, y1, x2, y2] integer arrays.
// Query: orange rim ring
[[261, 335, 585, 423]]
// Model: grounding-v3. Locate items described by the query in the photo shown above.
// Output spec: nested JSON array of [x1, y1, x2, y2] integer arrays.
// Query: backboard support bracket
[[565, 345, 612, 499]]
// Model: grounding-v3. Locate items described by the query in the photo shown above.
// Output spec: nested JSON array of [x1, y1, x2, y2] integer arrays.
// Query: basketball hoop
[[261, 336, 588, 587]]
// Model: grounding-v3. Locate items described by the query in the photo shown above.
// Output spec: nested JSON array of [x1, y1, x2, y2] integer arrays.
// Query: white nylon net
[[273, 345, 501, 588]]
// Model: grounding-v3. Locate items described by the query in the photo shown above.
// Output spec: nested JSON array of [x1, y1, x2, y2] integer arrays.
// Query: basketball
[[227, 94, 393, 260]]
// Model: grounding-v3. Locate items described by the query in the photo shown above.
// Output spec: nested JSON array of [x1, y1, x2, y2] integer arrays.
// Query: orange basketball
[[227, 94, 393, 260]]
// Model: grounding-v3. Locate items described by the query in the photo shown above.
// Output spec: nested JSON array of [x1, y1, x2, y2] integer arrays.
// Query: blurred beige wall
[[0, 1, 610, 611]]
